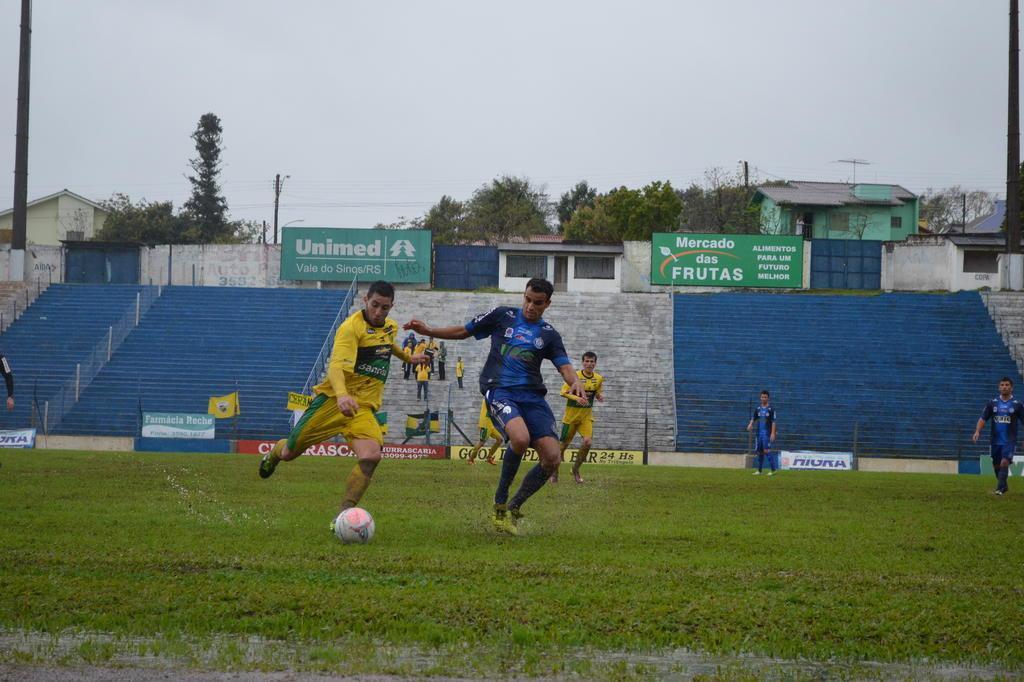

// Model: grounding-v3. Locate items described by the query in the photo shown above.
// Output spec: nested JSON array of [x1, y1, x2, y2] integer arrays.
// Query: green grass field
[[0, 449, 1021, 679]]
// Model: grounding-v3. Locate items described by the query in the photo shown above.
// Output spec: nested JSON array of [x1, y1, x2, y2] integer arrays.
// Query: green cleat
[[259, 440, 285, 479], [491, 504, 519, 536]]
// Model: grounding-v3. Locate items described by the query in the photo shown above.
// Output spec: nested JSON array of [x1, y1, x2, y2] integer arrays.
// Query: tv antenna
[[833, 158, 872, 184]]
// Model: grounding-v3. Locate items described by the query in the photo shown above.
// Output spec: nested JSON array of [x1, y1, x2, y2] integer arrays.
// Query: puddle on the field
[[0, 630, 1014, 680]]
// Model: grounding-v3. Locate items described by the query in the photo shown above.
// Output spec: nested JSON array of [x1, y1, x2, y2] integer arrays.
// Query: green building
[[752, 181, 919, 240]]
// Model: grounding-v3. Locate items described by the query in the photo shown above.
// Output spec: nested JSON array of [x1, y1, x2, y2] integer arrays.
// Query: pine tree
[[183, 113, 229, 241]]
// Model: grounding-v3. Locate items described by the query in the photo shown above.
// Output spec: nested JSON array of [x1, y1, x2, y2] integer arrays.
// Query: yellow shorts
[[478, 416, 503, 442], [287, 393, 383, 454], [561, 414, 593, 442]]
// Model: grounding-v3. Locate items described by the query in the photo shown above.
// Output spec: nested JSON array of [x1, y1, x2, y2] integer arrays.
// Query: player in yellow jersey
[[552, 351, 604, 484], [468, 399, 503, 465], [259, 281, 428, 520]]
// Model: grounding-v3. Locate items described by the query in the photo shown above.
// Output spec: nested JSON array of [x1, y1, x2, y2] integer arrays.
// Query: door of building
[[553, 256, 568, 292]]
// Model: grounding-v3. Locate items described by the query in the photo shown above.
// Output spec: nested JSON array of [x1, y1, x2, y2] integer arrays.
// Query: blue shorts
[[485, 387, 559, 442], [754, 433, 773, 454], [991, 443, 1016, 464]]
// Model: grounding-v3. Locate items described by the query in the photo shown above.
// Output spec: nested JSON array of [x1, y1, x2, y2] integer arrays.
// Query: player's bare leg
[[572, 436, 592, 484], [485, 438, 502, 465], [468, 440, 485, 465]]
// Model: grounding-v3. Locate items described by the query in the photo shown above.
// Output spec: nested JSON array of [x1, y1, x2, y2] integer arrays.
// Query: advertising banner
[[0, 428, 36, 448], [977, 455, 1024, 477], [779, 450, 852, 471], [650, 232, 803, 288], [236, 440, 446, 460], [450, 445, 643, 465], [142, 413, 216, 439], [280, 227, 432, 283]]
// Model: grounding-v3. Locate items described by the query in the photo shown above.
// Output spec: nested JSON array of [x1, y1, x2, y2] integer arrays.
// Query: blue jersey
[[981, 396, 1024, 446], [464, 306, 570, 395], [752, 405, 776, 436]]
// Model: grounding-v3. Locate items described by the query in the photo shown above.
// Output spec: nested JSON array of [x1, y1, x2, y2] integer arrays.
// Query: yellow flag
[[286, 392, 313, 412], [208, 391, 240, 418]]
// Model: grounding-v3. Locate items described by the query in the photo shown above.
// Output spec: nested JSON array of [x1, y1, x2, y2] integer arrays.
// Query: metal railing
[[301, 279, 359, 397], [42, 285, 162, 434]]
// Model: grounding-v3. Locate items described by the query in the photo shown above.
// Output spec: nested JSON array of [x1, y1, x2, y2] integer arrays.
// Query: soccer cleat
[[752, 471, 761, 476], [767, 471, 775, 477], [572, 470, 584, 484], [467, 454, 476, 465], [995, 489, 1005, 496], [491, 505, 519, 536], [259, 452, 280, 479], [548, 472, 559, 484]]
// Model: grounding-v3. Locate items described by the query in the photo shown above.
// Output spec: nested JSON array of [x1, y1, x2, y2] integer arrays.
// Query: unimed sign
[[650, 233, 803, 288], [280, 227, 432, 283]]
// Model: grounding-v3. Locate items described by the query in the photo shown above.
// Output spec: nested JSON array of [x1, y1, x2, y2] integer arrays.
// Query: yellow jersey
[[313, 309, 409, 412], [560, 369, 604, 421], [416, 363, 430, 382]]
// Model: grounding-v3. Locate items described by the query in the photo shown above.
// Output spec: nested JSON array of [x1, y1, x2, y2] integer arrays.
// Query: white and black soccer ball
[[333, 507, 375, 544]]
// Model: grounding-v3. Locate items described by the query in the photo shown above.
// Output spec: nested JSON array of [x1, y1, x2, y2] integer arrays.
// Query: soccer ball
[[333, 507, 375, 544]]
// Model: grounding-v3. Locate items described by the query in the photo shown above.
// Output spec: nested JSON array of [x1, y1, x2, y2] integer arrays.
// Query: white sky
[[0, 0, 1016, 231]]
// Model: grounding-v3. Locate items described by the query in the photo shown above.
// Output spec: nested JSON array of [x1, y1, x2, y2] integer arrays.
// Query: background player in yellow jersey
[[553, 351, 604, 484], [468, 399, 503, 465], [259, 281, 428, 520]]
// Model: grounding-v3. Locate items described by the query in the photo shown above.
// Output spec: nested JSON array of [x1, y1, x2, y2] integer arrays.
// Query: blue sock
[[768, 453, 776, 472], [509, 463, 549, 510], [756, 454, 763, 472], [494, 447, 523, 505]]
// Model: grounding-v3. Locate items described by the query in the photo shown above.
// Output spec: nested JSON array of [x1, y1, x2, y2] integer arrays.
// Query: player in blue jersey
[[972, 376, 1024, 496], [404, 278, 587, 535], [746, 390, 777, 475]]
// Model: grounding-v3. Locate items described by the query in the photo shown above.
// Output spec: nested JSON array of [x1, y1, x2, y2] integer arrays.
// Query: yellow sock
[[342, 462, 374, 509]]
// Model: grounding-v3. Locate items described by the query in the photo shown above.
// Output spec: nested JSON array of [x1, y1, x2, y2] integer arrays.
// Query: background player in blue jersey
[[746, 390, 777, 475], [404, 278, 587, 535], [972, 376, 1024, 496]]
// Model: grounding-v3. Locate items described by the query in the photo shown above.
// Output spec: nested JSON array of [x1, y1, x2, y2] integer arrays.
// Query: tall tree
[[183, 113, 230, 242], [462, 176, 551, 244], [421, 195, 466, 243], [563, 181, 682, 242], [95, 194, 191, 245], [921, 186, 996, 233], [676, 167, 760, 233], [555, 181, 597, 230]]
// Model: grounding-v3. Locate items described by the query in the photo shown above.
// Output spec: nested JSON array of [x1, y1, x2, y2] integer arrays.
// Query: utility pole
[[273, 174, 283, 244], [742, 160, 749, 189], [1008, 0, 1021, 255], [11, 0, 32, 263]]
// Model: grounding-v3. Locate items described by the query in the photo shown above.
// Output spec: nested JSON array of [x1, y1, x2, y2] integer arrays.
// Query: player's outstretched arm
[[403, 319, 471, 341], [558, 365, 587, 405]]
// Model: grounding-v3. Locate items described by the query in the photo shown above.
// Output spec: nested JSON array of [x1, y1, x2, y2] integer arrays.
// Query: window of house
[[573, 256, 615, 280], [505, 254, 547, 278], [891, 216, 903, 229], [963, 251, 998, 274], [831, 214, 849, 231]]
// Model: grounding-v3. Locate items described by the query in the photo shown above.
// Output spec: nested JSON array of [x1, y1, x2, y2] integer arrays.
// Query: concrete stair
[[983, 291, 1024, 373], [382, 290, 676, 452]]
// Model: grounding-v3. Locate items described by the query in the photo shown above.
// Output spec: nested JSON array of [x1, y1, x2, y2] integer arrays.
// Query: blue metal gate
[[433, 245, 498, 290], [65, 245, 140, 284], [810, 239, 882, 289]]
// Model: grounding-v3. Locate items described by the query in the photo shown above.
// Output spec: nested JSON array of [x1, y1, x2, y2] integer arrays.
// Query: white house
[[498, 240, 623, 293]]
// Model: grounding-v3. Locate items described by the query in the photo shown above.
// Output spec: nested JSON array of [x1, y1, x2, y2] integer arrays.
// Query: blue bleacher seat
[[673, 291, 1021, 459]]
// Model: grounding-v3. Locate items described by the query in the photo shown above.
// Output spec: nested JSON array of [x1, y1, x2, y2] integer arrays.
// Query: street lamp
[[282, 219, 304, 229]]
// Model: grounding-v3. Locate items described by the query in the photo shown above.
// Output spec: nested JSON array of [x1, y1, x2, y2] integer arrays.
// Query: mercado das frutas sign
[[280, 227, 432, 283], [650, 233, 803, 288]]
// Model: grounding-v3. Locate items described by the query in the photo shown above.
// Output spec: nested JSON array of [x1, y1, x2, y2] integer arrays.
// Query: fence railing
[[0, 276, 52, 334], [39, 285, 162, 434], [301, 279, 359, 397]]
